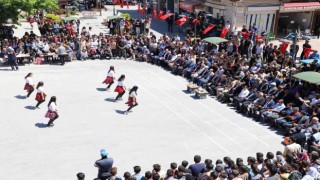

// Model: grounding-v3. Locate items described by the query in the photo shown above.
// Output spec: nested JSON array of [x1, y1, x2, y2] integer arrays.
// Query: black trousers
[[59, 55, 65, 65], [115, 91, 126, 100], [47, 113, 59, 126], [107, 80, 114, 89], [27, 86, 34, 97], [127, 103, 138, 111], [36, 99, 45, 108], [9, 60, 18, 70]]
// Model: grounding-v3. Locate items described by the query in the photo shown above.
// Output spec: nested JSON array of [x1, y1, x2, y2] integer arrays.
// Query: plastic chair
[[267, 32, 276, 41]]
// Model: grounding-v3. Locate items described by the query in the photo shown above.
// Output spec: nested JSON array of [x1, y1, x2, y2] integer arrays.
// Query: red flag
[[280, 42, 289, 54], [126, 0, 129, 9], [159, 13, 174, 20], [116, 0, 120, 5], [242, 32, 250, 39], [138, 4, 140, 13], [121, 0, 124, 8], [202, 24, 215, 35], [153, 9, 157, 19], [158, 10, 164, 20], [176, 17, 187, 26], [304, 48, 316, 58], [220, 28, 229, 38], [142, 6, 146, 16], [192, 19, 200, 24]]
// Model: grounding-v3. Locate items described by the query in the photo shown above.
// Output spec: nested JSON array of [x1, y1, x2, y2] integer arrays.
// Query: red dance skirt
[[102, 76, 113, 84], [24, 83, 32, 92], [114, 86, 124, 94], [45, 110, 57, 119], [35, 93, 46, 102], [125, 97, 135, 106]]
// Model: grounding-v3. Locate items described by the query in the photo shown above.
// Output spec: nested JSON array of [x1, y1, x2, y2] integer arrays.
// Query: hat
[[100, 149, 108, 156], [313, 117, 319, 121], [270, 82, 276, 86]]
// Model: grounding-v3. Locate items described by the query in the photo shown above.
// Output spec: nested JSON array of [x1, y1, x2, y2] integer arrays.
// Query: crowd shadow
[[96, 87, 106, 92], [24, 106, 36, 110], [35, 123, 47, 128], [115, 109, 126, 115], [15, 95, 26, 99], [0, 68, 11, 71]]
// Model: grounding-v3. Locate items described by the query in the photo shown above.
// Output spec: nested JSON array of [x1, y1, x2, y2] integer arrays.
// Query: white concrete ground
[[0, 60, 283, 179]]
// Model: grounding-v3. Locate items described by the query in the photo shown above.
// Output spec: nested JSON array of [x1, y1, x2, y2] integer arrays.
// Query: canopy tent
[[299, 59, 320, 65], [203, 37, 228, 44], [62, 16, 78, 21], [159, 13, 174, 20], [293, 71, 320, 85], [107, 15, 123, 20]]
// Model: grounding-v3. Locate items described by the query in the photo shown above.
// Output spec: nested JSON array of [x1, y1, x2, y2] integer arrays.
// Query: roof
[[293, 71, 320, 85], [283, 2, 320, 7]]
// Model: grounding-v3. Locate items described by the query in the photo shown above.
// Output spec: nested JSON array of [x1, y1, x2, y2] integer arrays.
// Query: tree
[[0, 0, 25, 25], [21, 0, 59, 15]]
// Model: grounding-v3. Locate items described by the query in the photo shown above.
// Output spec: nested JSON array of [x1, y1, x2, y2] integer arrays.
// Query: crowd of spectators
[[1, 13, 320, 180], [77, 149, 320, 180]]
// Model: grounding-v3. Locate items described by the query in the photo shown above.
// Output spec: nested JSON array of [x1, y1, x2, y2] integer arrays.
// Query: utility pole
[[100, 0, 102, 16]]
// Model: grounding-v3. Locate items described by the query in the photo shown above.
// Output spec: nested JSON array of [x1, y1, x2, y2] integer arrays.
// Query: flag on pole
[[138, 3, 141, 13], [142, 6, 146, 16], [220, 28, 229, 38], [121, 0, 124, 8], [153, 9, 157, 19], [126, 0, 129, 9], [280, 42, 289, 54]]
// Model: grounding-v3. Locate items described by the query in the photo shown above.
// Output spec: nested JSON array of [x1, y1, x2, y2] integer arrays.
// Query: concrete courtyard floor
[[0, 60, 284, 179]]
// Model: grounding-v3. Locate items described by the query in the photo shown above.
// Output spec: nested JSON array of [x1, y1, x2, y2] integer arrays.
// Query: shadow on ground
[[15, 95, 26, 99], [96, 87, 106, 92], [115, 109, 126, 114], [35, 123, 47, 128], [25, 106, 36, 110]]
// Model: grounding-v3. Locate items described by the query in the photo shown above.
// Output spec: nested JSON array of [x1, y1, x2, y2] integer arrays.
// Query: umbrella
[[203, 37, 228, 44], [107, 15, 123, 20], [159, 13, 174, 20], [202, 24, 215, 35], [62, 16, 78, 21], [176, 17, 187, 26], [293, 71, 320, 85], [299, 59, 320, 65]]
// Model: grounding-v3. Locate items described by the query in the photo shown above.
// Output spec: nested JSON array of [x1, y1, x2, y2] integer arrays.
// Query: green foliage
[[22, 0, 59, 15], [45, 14, 61, 23], [120, 13, 131, 20], [0, 0, 25, 25]]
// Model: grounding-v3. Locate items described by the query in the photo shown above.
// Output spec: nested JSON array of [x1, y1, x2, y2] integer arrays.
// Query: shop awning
[[283, 2, 320, 10], [179, 0, 202, 11]]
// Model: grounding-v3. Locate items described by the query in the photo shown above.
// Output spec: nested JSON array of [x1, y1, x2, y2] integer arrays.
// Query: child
[[102, 66, 116, 90], [125, 86, 138, 114], [45, 96, 59, 127], [24, 72, 35, 98], [35, 81, 46, 109], [114, 74, 126, 101]]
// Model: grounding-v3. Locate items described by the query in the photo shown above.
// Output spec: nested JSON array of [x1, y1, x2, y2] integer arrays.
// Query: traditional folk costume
[[114, 81, 125, 101], [35, 86, 46, 108], [24, 77, 34, 97], [125, 91, 138, 114], [45, 102, 59, 127], [102, 70, 115, 90]]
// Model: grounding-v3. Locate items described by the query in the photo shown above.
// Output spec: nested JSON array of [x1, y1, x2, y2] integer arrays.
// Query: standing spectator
[[300, 40, 311, 60], [94, 149, 114, 179], [167, 16, 174, 33], [133, 166, 143, 180], [77, 172, 85, 180], [58, 43, 66, 65], [7, 46, 18, 71], [188, 155, 205, 178]]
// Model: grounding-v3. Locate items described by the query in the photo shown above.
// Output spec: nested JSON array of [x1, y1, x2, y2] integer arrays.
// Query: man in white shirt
[[232, 85, 250, 107]]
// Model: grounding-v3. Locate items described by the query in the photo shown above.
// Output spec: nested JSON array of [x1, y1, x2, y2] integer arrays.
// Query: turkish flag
[[220, 28, 229, 38], [142, 6, 146, 16], [158, 10, 164, 20], [242, 32, 250, 39], [202, 24, 215, 35], [304, 48, 316, 58], [121, 0, 124, 8], [176, 17, 187, 26], [153, 9, 157, 19], [280, 42, 289, 54], [126, 0, 129, 9]]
